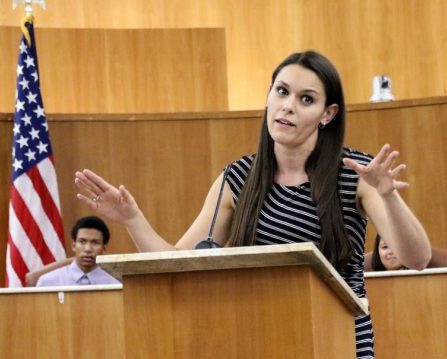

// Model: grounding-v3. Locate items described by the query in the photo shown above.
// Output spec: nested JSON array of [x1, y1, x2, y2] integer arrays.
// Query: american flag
[[6, 18, 66, 287]]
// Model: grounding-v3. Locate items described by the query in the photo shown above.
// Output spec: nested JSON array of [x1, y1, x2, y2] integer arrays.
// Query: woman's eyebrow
[[276, 80, 321, 95]]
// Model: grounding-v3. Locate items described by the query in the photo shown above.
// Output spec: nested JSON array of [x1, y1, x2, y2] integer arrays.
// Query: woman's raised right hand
[[75, 169, 140, 225]]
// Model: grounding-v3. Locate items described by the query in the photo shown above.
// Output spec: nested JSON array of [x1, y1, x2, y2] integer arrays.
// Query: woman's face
[[266, 64, 337, 151], [378, 239, 404, 270]]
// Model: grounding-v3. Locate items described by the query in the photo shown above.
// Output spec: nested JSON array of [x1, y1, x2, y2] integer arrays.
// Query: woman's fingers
[[74, 175, 98, 198], [75, 169, 121, 202], [342, 157, 366, 174], [82, 169, 112, 193], [118, 185, 133, 203], [76, 192, 99, 209], [389, 164, 407, 177], [344, 145, 409, 196], [79, 170, 106, 197], [370, 144, 390, 165], [75, 170, 140, 224], [383, 150, 399, 169], [394, 180, 410, 190]]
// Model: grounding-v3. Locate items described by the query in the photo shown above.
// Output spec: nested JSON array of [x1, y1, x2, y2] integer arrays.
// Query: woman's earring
[[318, 122, 326, 130]]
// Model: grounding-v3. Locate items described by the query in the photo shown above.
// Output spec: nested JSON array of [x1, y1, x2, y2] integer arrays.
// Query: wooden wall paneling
[[208, 112, 262, 177], [345, 107, 405, 250], [0, 112, 260, 285], [0, 29, 19, 111], [50, 117, 215, 253], [1, 98, 446, 285], [290, 0, 438, 107], [0, 289, 125, 358], [0, 119, 12, 287], [102, 28, 228, 113], [1, 0, 447, 110], [0, 27, 228, 113], [345, 100, 447, 251], [219, 1, 304, 111], [366, 273, 447, 359]]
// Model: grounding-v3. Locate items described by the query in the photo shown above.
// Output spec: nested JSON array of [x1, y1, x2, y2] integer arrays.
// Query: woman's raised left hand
[[343, 144, 409, 197]]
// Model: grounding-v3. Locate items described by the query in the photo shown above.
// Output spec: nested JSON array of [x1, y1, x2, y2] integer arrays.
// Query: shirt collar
[[69, 260, 100, 284]]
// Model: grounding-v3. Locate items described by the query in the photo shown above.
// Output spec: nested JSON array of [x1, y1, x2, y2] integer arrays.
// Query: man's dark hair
[[71, 216, 110, 244]]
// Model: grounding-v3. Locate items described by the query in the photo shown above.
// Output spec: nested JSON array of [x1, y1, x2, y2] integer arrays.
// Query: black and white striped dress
[[225, 147, 375, 359]]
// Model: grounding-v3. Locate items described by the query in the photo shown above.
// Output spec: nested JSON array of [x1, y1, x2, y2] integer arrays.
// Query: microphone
[[194, 164, 232, 249]]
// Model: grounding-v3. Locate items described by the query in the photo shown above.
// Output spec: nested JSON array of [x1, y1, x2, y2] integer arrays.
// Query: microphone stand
[[194, 164, 232, 249]]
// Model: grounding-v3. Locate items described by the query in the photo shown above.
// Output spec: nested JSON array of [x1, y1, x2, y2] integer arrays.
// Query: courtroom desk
[[365, 268, 447, 359], [0, 285, 124, 359]]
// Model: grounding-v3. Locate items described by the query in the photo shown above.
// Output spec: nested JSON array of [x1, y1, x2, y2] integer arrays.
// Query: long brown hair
[[371, 235, 387, 271], [227, 51, 353, 272]]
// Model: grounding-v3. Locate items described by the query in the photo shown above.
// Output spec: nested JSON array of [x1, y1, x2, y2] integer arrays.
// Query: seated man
[[36, 216, 120, 286]]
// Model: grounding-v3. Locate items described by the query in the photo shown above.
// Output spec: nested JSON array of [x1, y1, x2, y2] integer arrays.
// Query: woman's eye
[[301, 95, 313, 104], [276, 86, 288, 96]]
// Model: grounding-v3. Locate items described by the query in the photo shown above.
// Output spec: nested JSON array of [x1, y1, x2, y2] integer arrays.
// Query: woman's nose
[[281, 98, 295, 114]]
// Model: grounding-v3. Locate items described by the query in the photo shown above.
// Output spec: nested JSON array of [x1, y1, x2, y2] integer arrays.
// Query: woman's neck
[[273, 144, 313, 186]]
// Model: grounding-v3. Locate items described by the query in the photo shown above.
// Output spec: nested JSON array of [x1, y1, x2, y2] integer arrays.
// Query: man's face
[[72, 228, 106, 272]]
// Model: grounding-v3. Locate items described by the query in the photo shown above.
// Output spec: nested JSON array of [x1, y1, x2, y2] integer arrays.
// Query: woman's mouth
[[275, 119, 295, 127]]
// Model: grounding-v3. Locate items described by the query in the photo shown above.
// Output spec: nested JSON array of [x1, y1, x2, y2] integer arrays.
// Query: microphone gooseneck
[[194, 164, 232, 249]]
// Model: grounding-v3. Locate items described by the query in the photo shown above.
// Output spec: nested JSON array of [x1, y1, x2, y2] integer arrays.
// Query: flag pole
[[7, 0, 65, 287]]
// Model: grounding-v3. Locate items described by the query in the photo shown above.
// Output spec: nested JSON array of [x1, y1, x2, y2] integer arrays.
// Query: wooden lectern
[[98, 243, 367, 359]]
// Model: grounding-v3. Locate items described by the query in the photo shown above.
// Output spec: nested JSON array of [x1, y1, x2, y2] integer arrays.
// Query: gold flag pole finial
[[12, 0, 46, 46]]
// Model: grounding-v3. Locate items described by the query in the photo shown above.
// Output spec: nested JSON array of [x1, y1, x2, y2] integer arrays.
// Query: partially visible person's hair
[[371, 234, 387, 271], [71, 216, 110, 244], [228, 50, 352, 272]]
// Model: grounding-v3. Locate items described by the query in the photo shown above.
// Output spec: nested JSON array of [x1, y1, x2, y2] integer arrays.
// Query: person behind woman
[[371, 234, 407, 271], [75, 50, 431, 359], [366, 234, 447, 271]]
